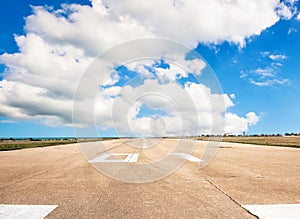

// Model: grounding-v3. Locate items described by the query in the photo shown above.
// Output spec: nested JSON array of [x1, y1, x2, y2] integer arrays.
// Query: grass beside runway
[[197, 136, 300, 148], [0, 138, 110, 151], [2, 136, 299, 151]]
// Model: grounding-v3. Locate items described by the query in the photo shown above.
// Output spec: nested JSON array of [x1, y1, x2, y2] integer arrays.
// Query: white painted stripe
[[88, 153, 139, 163], [242, 204, 300, 219], [142, 138, 148, 149], [0, 205, 57, 219], [171, 153, 203, 162], [125, 153, 139, 162], [93, 153, 111, 161]]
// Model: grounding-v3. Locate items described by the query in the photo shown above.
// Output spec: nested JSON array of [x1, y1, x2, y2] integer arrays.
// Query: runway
[[0, 139, 299, 218]]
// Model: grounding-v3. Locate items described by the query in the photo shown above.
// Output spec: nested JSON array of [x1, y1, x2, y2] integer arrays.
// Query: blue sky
[[194, 21, 300, 134], [0, 0, 300, 137]]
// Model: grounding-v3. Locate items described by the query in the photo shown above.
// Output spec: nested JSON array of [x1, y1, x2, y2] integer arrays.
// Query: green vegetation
[[0, 138, 105, 151], [1, 135, 299, 151], [197, 135, 300, 148]]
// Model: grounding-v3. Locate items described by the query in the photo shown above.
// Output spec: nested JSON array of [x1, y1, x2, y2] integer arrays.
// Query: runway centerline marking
[[171, 153, 203, 162], [88, 153, 139, 163], [142, 138, 148, 149]]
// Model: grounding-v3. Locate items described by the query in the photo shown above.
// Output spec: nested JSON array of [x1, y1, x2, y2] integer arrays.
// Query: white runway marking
[[0, 204, 57, 219], [125, 153, 139, 162], [171, 153, 203, 162], [242, 204, 300, 219], [142, 138, 148, 149], [88, 153, 139, 163]]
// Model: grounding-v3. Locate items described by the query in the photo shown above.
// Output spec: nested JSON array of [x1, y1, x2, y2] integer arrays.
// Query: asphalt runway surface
[[0, 139, 299, 218]]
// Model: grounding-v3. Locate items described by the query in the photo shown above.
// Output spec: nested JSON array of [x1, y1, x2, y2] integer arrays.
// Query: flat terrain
[[0, 138, 104, 151], [0, 139, 299, 218], [0, 139, 78, 151], [198, 136, 300, 148]]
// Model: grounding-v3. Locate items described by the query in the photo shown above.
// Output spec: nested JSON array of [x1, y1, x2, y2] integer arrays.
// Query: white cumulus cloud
[[105, 0, 291, 47], [276, 2, 295, 19], [225, 112, 259, 134], [2, 0, 294, 135], [269, 54, 287, 61]]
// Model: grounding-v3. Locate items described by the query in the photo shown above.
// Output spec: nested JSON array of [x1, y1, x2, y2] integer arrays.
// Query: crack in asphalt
[[204, 178, 259, 219]]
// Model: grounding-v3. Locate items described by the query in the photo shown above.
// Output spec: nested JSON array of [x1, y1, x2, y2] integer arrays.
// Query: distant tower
[[243, 131, 246, 136]]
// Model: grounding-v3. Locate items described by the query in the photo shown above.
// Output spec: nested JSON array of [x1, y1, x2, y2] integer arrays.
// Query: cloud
[[277, 0, 299, 20], [126, 57, 206, 83], [5, 0, 297, 135], [276, 2, 295, 20], [255, 67, 275, 78], [224, 112, 259, 134], [1, 33, 91, 99], [107, 0, 292, 47], [249, 78, 290, 87], [0, 119, 17, 124], [91, 59, 257, 136], [261, 51, 287, 61], [25, 3, 153, 56], [288, 27, 297, 35], [261, 51, 271, 57], [94, 76, 256, 136], [269, 54, 287, 61], [242, 52, 290, 87], [297, 13, 300, 20], [230, 93, 236, 99], [23, 0, 294, 51], [246, 112, 259, 125]]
